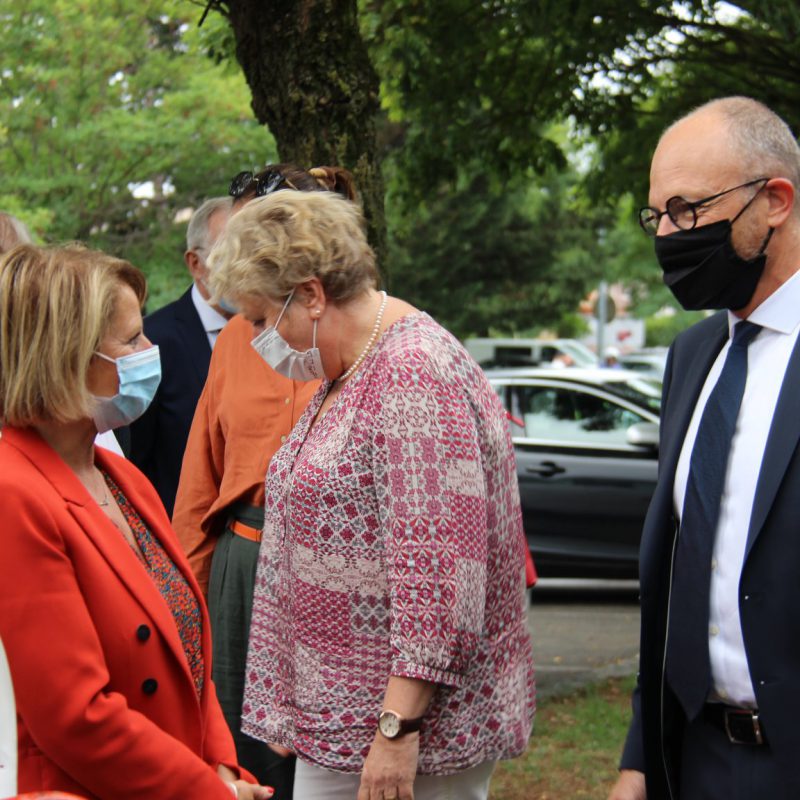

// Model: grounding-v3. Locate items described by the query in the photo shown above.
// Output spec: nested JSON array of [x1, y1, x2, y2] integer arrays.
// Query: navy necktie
[[666, 319, 762, 720]]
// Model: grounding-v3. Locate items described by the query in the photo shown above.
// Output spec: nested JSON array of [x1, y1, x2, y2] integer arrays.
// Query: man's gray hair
[[684, 97, 800, 193], [186, 196, 233, 253]]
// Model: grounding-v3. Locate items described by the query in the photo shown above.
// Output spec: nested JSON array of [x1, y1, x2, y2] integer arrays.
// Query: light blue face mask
[[91, 345, 162, 432], [216, 296, 239, 315]]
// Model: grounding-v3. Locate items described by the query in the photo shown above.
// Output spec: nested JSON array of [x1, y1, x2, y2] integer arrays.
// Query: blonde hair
[[209, 191, 378, 304], [0, 213, 33, 254], [0, 244, 147, 425]]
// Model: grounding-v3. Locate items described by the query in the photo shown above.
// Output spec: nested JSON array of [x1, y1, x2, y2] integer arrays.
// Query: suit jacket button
[[142, 678, 158, 695], [136, 624, 151, 642]]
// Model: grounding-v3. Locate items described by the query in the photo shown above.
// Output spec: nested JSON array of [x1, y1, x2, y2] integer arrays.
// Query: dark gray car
[[487, 368, 661, 579]]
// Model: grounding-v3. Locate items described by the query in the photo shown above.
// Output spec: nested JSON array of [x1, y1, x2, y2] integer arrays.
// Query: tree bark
[[220, 0, 387, 270]]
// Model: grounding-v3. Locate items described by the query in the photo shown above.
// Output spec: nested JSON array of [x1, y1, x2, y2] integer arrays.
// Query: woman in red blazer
[[0, 244, 272, 800]]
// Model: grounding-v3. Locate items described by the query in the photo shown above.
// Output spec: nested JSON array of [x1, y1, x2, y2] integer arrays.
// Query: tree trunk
[[221, 0, 387, 271]]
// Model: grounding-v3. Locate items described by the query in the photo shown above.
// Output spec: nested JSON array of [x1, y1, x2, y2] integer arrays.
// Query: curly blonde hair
[[208, 190, 378, 305], [0, 244, 146, 425]]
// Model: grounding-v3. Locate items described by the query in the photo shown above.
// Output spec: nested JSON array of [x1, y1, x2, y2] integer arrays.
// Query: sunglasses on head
[[228, 168, 298, 199]]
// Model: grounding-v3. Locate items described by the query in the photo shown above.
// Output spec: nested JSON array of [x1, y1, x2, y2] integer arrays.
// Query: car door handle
[[525, 461, 566, 478]]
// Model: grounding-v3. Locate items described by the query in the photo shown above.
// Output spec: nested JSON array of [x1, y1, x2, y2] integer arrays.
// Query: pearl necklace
[[338, 291, 387, 383]]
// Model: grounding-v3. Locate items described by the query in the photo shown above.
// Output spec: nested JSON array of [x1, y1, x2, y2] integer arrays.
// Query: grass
[[489, 674, 636, 799]]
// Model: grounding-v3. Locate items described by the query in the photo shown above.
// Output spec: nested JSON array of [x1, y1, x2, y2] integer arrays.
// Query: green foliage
[[554, 313, 591, 340], [0, 0, 277, 310], [645, 310, 707, 348], [360, 0, 800, 217], [6, 0, 799, 327], [575, 1, 800, 202], [359, 0, 800, 335], [386, 162, 622, 339], [361, 0, 584, 199]]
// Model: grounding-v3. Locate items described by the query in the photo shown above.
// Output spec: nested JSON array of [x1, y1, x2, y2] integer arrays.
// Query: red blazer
[[0, 427, 247, 800]]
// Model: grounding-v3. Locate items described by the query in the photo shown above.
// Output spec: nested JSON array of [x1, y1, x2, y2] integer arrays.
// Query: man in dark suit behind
[[130, 197, 232, 515], [609, 97, 800, 800]]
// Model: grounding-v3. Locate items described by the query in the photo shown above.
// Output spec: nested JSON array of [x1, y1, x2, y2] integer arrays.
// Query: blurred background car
[[487, 368, 661, 579], [618, 348, 668, 379], [465, 337, 597, 369]]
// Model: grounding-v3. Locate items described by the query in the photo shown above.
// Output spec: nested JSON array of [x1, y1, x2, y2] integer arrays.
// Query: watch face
[[379, 712, 401, 738]]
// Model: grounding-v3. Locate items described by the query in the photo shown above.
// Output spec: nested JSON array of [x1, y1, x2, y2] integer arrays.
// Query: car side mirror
[[627, 422, 659, 450]]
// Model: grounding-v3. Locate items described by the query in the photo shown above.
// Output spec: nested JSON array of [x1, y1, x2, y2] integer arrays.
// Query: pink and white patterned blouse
[[242, 312, 535, 774]]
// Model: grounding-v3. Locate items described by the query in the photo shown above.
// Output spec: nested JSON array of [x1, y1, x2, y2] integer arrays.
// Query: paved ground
[[526, 579, 641, 699]]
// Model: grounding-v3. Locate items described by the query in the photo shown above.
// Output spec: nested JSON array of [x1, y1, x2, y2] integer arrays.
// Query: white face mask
[[251, 291, 325, 382]]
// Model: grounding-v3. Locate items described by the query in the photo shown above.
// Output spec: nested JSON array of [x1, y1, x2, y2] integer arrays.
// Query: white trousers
[[293, 758, 496, 800]]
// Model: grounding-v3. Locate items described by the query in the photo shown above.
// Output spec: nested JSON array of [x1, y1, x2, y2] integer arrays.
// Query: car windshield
[[601, 376, 662, 414]]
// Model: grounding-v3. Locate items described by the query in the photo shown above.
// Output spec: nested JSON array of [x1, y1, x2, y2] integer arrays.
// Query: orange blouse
[[172, 314, 318, 594]]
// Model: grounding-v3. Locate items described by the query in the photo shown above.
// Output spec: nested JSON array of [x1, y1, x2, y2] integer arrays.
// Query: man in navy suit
[[130, 197, 232, 516], [610, 97, 800, 800]]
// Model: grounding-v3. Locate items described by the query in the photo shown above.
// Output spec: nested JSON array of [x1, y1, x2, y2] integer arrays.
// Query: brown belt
[[229, 519, 262, 543], [703, 704, 767, 746]]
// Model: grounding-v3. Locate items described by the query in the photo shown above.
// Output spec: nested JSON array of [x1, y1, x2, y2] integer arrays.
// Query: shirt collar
[[727, 268, 800, 337], [191, 283, 229, 334]]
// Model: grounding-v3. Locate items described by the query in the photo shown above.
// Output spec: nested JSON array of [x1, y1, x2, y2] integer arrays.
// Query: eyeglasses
[[228, 168, 298, 200], [638, 177, 769, 236]]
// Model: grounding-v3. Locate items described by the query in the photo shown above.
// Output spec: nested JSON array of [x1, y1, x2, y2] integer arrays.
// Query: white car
[[619, 349, 668, 379], [464, 337, 597, 369]]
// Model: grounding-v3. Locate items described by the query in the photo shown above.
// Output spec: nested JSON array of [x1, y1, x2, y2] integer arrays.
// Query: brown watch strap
[[379, 709, 425, 738], [398, 714, 424, 734]]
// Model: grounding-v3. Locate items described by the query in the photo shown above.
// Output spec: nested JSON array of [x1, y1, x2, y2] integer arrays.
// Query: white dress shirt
[[191, 283, 229, 350], [0, 638, 16, 797], [94, 429, 124, 456], [674, 269, 800, 707]]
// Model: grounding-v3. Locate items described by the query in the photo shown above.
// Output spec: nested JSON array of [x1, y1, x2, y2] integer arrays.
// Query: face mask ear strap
[[758, 226, 775, 255], [731, 180, 768, 224], [93, 351, 117, 364], [274, 289, 295, 329]]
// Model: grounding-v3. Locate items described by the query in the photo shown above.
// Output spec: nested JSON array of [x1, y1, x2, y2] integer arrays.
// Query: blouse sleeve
[[371, 350, 489, 688]]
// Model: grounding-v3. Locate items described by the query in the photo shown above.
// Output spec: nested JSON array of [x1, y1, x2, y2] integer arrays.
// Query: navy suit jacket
[[622, 311, 800, 799], [130, 287, 212, 516]]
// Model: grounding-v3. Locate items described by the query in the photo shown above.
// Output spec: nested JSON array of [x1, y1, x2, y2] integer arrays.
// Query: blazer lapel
[[745, 333, 800, 558], [659, 315, 729, 487], [67, 499, 193, 683], [6, 428, 195, 686]]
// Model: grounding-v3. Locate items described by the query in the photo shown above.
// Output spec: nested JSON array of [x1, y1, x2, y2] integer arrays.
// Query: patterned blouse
[[242, 313, 535, 774], [106, 473, 204, 696]]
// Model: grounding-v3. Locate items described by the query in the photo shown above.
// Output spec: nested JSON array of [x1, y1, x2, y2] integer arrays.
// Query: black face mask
[[654, 220, 774, 311]]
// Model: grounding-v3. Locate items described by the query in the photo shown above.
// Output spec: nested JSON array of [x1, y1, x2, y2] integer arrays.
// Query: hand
[[608, 769, 646, 800], [357, 729, 419, 800], [233, 779, 275, 800], [217, 764, 274, 800]]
